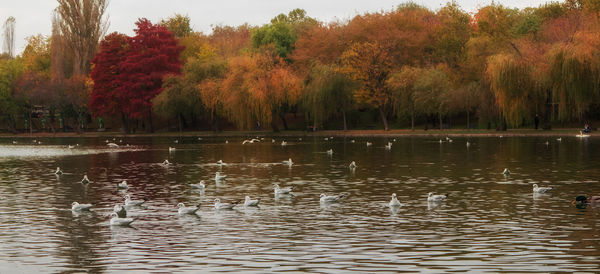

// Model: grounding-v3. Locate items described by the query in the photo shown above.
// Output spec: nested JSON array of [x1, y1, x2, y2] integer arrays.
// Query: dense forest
[[2, 0, 600, 133]]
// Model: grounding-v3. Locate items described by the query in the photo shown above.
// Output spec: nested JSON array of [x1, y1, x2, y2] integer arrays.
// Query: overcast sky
[[4, 0, 553, 55]]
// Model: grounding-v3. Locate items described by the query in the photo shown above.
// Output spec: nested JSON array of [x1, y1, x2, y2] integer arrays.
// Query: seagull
[[389, 193, 403, 207], [198, 137, 202, 140], [177, 202, 200, 215], [55, 167, 63, 175], [124, 194, 145, 206], [282, 158, 293, 166], [174, 140, 179, 144], [169, 147, 176, 152], [117, 180, 128, 189], [281, 141, 287, 146], [326, 149, 333, 155], [68, 145, 75, 149], [114, 204, 127, 218], [439, 139, 443, 143], [298, 138, 302, 141], [557, 137, 562, 142], [109, 212, 134, 226], [162, 159, 171, 166], [385, 142, 392, 150], [12, 140, 17, 144], [324, 137, 329, 141], [274, 184, 293, 195], [466, 141, 470, 147], [107, 142, 119, 148], [215, 172, 227, 181], [503, 168, 510, 175], [214, 198, 238, 210], [350, 140, 355, 143], [272, 139, 275, 143], [544, 140, 550, 146], [191, 180, 205, 189], [533, 184, 552, 194], [81, 175, 90, 184], [242, 138, 261, 144], [320, 193, 348, 203], [216, 160, 224, 165], [427, 192, 448, 203], [244, 196, 260, 207], [366, 142, 372, 147], [225, 140, 229, 144], [349, 161, 357, 169], [71, 202, 92, 211]]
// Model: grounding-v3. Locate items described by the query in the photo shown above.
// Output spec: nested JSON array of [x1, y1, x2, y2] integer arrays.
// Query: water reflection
[[0, 136, 599, 272]]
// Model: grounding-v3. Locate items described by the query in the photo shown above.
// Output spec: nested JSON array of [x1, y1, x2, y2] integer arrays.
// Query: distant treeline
[[1, 0, 600, 133]]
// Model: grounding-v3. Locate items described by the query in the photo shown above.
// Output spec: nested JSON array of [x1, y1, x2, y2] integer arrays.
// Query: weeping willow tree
[[486, 53, 543, 127], [302, 63, 355, 130], [387, 65, 423, 130], [547, 30, 600, 122]]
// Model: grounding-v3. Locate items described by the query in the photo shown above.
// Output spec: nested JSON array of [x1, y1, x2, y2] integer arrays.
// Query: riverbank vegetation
[[2, 1, 600, 134]]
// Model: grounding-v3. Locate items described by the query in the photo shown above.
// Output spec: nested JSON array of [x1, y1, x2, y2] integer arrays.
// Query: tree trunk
[[271, 118, 280, 132], [121, 112, 130, 134], [466, 111, 470, 130], [280, 114, 288, 130], [28, 109, 32, 135], [439, 111, 443, 130], [178, 113, 182, 132], [342, 110, 348, 131], [411, 108, 415, 131], [147, 110, 154, 133], [379, 107, 389, 131]]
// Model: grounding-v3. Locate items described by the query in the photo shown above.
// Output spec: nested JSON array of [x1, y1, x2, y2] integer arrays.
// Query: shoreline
[[0, 128, 593, 138]]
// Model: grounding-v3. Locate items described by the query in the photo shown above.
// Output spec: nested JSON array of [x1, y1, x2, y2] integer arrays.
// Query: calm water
[[0, 135, 599, 273]]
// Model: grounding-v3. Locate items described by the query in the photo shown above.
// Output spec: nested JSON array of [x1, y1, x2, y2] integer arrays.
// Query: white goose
[[191, 180, 205, 190], [320, 193, 348, 203], [349, 161, 357, 169], [427, 192, 448, 203], [55, 167, 63, 175], [177, 202, 200, 215], [71, 202, 92, 211], [274, 184, 293, 195], [124, 194, 145, 206], [389, 193, 403, 207], [533, 184, 553, 194], [117, 180, 128, 189], [113, 204, 127, 218], [215, 172, 227, 181], [81, 175, 90, 184], [214, 198, 238, 210], [244, 196, 260, 207], [109, 212, 134, 226], [282, 158, 293, 166]]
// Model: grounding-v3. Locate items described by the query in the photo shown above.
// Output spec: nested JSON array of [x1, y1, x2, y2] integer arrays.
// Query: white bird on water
[[174, 140, 179, 144], [214, 198, 238, 210], [349, 161, 357, 169], [281, 141, 288, 146], [68, 145, 75, 149], [81, 175, 90, 184], [162, 159, 171, 166], [114, 204, 127, 218], [177, 202, 200, 215], [366, 142, 373, 147], [242, 139, 261, 144], [55, 167, 63, 175], [320, 193, 348, 204], [389, 193, 403, 207], [326, 149, 333, 155], [109, 212, 134, 226], [71, 202, 92, 211], [533, 184, 553, 194], [466, 141, 471, 148], [169, 147, 176, 152], [244, 196, 260, 207], [427, 192, 448, 203], [191, 180, 205, 190], [385, 142, 392, 150], [274, 184, 293, 195], [556, 137, 562, 142], [215, 172, 227, 181], [118, 180, 128, 189], [503, 168, 510, 175], [216, 159, 224, 165], [107, 142, 119, 148], [282, 158, 293, 167], [124, 194, 145, 206], [350, 140, 356, 143]]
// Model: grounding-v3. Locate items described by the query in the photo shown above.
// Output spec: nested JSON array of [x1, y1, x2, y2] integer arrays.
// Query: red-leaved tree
[[90, 19, 182, 133], [119, 18, 183, 132]]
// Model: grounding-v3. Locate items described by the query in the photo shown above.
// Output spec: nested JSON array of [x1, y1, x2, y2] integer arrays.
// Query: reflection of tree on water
[[55, 211, 109, 272]]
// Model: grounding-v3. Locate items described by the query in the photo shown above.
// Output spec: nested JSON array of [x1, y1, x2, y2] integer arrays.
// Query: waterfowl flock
[[55, 135, 595, 228]]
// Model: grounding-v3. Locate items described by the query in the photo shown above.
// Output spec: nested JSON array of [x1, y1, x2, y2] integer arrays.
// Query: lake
[[0, 135, 599, 273]]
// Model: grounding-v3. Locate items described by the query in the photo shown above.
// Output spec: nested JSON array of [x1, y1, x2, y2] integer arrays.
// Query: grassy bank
[[0, 128, 592, 138]]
